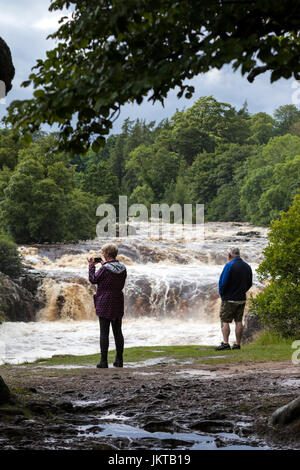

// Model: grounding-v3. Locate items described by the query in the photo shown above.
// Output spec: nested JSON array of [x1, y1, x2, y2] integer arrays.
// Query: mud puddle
[[1, 361, 300, 450]]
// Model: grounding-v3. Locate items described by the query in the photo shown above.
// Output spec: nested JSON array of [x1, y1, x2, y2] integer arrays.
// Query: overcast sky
[[0, 0, 298, 134]]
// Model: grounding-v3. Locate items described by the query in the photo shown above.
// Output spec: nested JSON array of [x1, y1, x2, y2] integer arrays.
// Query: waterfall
[[18, 221, 267, 322]]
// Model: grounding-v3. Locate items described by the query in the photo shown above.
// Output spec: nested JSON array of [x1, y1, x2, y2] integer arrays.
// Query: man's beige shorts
[[220, 300, 246, 323]]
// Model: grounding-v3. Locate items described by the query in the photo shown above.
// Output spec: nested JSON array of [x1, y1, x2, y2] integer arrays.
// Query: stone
[[0, 376, 11, 404], [242, 311, 265, 344], [0, 271, 45, 322], [271, 396, 300, 426], [191, 419, 233, 433], [142, 418, 176, 433]]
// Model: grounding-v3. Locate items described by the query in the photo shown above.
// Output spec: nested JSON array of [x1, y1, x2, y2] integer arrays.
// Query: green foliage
[[247, 112, 275, 145], [0, 129, 24, 170], [251, 195, 300, 338], [240, 135, 300, 225], [80, 161, 119, 204], [0, 234, 22, 278], [257, 194, 300, 284], [273, 105, 300, 136], [129, 184, 154, 211], [0, 133, 101, 243], [251, 282, 300, 339], [5, 0, 300, 153], [0, 95, 299, 243]]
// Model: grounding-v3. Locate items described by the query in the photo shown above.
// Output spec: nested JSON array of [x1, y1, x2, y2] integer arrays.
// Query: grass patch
[[24, 345, 213, 367], [198, 331, 294, 365], [1, 331, 292, 369]]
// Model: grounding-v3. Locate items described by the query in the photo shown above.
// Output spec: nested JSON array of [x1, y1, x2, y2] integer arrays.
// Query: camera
[[94, 257, 102, 264]]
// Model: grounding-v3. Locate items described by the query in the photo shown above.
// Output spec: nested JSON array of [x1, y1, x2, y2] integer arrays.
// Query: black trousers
[[99, 317, 124, 361]]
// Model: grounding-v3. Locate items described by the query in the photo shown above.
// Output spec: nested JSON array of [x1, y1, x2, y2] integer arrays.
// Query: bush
[[251, 281, 300, 338], [0, 235, 22, 278], [250, 193, 300, 338]]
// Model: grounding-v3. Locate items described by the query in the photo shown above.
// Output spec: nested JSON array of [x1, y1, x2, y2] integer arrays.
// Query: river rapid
[[0, 221, 268, 364]]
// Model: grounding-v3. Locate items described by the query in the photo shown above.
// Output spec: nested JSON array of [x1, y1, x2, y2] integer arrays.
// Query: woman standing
[[88, 243, 127, 368]]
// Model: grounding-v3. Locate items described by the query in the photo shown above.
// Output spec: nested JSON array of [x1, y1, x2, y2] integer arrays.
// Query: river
[[0, 221, 268, 364]]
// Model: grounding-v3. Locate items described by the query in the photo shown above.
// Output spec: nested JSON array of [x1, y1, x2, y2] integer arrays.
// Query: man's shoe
[[96, 361, 108, 368], [215, 342, 231, 351], [113, 360, 123, 368], [232, 344, 241, 350]]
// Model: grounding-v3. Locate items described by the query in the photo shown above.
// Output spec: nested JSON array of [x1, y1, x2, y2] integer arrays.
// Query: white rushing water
[[0, 318, 221, 365], [0, 221, 268, 364]]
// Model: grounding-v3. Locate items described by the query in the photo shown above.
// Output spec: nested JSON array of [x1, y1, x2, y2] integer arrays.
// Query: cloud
[[0, 0, 298, 135], [115, 67, 296, 133], [33, 12, 71, 31]]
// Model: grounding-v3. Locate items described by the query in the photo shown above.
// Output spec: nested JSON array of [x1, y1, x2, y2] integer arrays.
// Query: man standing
[[215, 247, 252, 351]]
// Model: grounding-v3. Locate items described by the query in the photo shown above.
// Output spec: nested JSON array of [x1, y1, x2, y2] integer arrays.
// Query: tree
[[0, 137, 101, 243], [5, 0, 300, 153], [170, 96, 250, 164], [80, 161, 119, 204], [129, 184, 154, 210], [239, 154, 300, 226], [0, 129, 24, 170], [251, 194, 300, 338], [125, 143, 182, 200], [273, 105, 300, 136], [0, 235, 22, 278], [246, 112, 275, 145]]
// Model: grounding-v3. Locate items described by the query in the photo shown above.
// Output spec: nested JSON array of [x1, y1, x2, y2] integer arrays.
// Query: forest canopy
[[1, 96, 300, 243]]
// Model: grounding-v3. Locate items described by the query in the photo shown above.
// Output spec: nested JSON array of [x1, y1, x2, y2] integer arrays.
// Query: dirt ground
[[0, 360, 300, 450]]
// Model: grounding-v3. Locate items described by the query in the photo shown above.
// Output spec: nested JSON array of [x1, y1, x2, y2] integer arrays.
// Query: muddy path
[[0, 360, 300, 450]]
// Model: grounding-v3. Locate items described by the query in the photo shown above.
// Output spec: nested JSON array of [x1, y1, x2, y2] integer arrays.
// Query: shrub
[[250, 193, 300, 338], [0, 235, 22, 278], [251, 281, 300, 338]]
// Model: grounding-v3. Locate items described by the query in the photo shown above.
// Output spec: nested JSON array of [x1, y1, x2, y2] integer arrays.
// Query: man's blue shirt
[[219, 257, 253, 301]]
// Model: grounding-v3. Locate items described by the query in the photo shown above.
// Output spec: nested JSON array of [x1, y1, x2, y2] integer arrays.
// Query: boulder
[[0, 376, 11, 404], [242, 311, 264, 344], [271, 396, 300, 426], [0, 270, 45, 322]]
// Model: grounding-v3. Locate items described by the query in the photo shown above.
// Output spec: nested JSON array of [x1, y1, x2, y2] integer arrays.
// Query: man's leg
[[235, 322, 243, 346], [221, 321, 230, 344], [233, 303, 246, 347], [215, 301, 233, 350]]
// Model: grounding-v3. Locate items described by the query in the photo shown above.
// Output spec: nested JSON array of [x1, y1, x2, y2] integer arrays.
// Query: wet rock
[[242, 311, 265, 344], [0, 407, 24, 416], [28, 400, 58, 415], [57, 401, 74, 412], [156, 438, 194, 448], [14, 268, 46, 296], [236, 231, 261, 238], [205, 411, 227, 420], [142, 418, 178, 433], [0, 271, 44, 322], [190, 419, 234, 433], [271, 396, 300, 426], [0, 376, 11, 404], [92, 442, 119, 450], [154, 392, 170, 400], [78, 425, 104, 434]]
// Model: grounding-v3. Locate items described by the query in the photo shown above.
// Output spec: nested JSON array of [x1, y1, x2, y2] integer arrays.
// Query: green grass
[[3, 331, 293, 369]]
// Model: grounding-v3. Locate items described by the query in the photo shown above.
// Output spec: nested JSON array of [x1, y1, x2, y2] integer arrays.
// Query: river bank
[[1, 345, 299, 450]]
